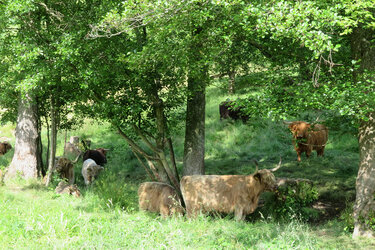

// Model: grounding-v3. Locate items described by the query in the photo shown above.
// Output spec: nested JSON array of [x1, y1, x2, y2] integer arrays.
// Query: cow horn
[[271, 157, 282, 172], [253, 160, 259, 174], [282, 121, 292, 125], [71, 151, 82, 164]]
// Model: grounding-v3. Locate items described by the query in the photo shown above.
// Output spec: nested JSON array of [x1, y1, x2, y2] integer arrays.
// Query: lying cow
[[55, 181, 81, 198], [0, 142, 12, 156], [181, 159, 281, 221], [138, 182, 183, 217], [285, 121, 328, 161], [55, 157, 75, 184], [219, 100, 249, 122], [82, 159, 104, 185], [83, 148, 108, 166]]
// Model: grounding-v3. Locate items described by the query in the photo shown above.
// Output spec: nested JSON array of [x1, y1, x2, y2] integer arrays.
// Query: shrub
[[265, 182, 319, 222]]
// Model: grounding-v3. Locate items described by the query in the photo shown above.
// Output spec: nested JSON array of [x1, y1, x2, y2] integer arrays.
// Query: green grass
[[0, 83, 370, 248], [1, 182, 374, 249]]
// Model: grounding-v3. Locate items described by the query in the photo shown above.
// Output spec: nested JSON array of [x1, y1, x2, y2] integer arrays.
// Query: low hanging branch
[[116, 126, 158, 161]]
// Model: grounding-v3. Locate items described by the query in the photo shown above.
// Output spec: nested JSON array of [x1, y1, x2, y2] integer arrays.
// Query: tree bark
[[353, 113, 375, 238], [45, 96, 57, 186], [183, 23, 208, 176], [351, 21, 375, 238], [183, 75, 206, 176], [5, 93, 39, 180], [228, 70, 235, 95]]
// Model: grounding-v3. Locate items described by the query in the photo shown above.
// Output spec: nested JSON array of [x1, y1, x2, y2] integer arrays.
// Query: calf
[[138, 182, 183, 217], [82, 159, 104, 185], [83, 148, 108, 166], [181, 160, 281, 221], [285, 121, 328, 161], [0, 142, 12, 156]]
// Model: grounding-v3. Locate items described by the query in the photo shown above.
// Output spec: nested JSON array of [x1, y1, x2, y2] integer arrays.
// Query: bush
[[265, 182, 319, 222]]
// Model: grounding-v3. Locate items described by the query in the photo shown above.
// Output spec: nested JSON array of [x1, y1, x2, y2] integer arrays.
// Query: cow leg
[[317, 147, 325, 156], [160, 205, 170, 218], [234, 206, 245, 221], [306, 147, 312, 158], [296, 149, 302, 162]]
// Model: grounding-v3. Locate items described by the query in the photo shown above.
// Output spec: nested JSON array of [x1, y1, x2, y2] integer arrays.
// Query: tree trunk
[[5, 93, 39, 180], [183, 23, 208, 176], [45, 97, 57, 186], [228, 70, 235, 95], [353, 113, 375, 238], [351, 21, 375, 238], [183, 76, 206, 176]]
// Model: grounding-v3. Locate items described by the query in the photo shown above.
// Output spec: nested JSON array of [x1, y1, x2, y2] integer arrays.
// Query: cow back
[[83, 149, 107, 165], [181, 175, 261, 215]]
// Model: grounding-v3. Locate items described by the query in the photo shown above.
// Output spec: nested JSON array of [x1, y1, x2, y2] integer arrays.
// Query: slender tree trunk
[[228, 70, 235, 95], [45, 115, 50, 170], [45, 97, 57, 186], [36, 116, 44, 177], [5, 93, 39, 180], [351, 22, 375, 238]]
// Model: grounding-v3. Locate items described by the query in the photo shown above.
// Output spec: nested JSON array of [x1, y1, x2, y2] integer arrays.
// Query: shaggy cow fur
[[55, 181, 81, 198], [82, 159, 104, 185], [55, 157, 75, 184], [0, 142, 12, 156], [138, 182, 183, 217], [219, 100, 249, 122], [287, 121, 328, 161], [83, 148, 108, 166], [181, 166, 279, 221]]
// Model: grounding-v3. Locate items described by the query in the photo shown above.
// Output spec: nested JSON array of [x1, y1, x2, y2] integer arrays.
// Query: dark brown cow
[[286, 121, 328, 161], [219, 100, 249, 122], [0, 142, 12, 156], [181, 160, 281, 221], [83, 148, 108, 166], [138, 182, 183, 217]]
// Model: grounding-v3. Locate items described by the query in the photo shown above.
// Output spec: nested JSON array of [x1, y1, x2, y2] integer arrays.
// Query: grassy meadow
[[1, 83, 374, 249]]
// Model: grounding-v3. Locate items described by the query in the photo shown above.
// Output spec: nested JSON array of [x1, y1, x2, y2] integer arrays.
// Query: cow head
[[55, 157, 73, 173], [287, 121, 311, 140], [96, 148, 109, 156], [253, 158, 282, 191]]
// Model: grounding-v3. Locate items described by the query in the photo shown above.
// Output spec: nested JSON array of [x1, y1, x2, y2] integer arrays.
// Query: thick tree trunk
[[5, 93, 39, 180], [183, 22, 208, 176], [353, 113, 375, 238], [351, 21, 375, 238], [183, 76, 206, 176]]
